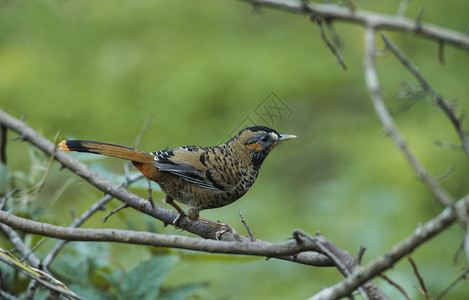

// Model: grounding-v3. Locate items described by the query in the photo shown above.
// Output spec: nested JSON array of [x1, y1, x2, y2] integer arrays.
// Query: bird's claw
[[215, 224, 241, 242], [172, 211, 186, 229]]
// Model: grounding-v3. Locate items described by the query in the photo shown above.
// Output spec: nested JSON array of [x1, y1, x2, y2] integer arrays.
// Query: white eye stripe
[[269, 132, 278, 141]]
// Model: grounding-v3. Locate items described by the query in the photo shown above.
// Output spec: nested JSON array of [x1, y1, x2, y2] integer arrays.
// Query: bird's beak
[[279, 134, 297, 142]]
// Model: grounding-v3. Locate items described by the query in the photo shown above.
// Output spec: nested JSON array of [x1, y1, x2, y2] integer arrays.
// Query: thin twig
[[415, 7, 426, 28], [325, 19, 343, 50], [380, 273, 412, 300], [102, 203, 129, 223], [239, 212, 255, 241], [382, 34, 469, 162], [407, 255, 431, 300], [397, 0, 410, 17], [356, 245, 366, 265], [435, 269, 469, 300], [0, 248, 83, 300], [0, 223, 46, 272], [0, 187, 19, 210], [313, 17, 347, 70], [20, 238, 45, 263]]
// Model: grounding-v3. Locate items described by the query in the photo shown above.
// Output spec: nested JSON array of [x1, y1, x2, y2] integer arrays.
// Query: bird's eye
[[260, 135, 269, 143]]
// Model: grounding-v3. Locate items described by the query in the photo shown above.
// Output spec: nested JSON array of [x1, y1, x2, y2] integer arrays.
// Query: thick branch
[[0, 210, 334, 264], [240, 0, 469, 50]]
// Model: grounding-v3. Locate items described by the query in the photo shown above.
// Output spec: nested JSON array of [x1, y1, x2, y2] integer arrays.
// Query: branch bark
[[240, 0, 469, 50], [0, 210, 333, 263]]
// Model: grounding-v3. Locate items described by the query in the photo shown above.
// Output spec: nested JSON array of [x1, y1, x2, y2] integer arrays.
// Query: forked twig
[[239, 212, 255, 241], [311, 16, 347, 70], [407, 255, 431, 300]]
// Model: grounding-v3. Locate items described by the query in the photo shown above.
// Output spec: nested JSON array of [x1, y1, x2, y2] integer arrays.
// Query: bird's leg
[[164, 196, 186, 228], [147, 179, 155, 208]]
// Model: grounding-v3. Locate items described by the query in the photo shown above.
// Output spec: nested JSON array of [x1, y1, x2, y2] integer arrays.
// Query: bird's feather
[[154, 146, 237, 191]]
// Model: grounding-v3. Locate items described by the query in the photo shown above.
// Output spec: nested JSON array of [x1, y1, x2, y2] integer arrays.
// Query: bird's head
[[229, 126, 296, 169]]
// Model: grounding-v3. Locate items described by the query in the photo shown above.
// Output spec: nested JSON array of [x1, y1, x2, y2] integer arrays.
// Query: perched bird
[[59, 126, 296, 226]]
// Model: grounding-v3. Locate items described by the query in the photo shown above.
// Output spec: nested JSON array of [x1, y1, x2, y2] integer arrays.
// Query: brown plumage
[[59, 126, 296, 225]]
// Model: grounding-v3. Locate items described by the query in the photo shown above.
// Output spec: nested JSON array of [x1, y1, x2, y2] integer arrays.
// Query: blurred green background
[[1, 0, 469, 299]]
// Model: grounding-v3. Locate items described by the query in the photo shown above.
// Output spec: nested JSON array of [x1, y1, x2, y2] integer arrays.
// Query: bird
[[58, 126, 296, 227]]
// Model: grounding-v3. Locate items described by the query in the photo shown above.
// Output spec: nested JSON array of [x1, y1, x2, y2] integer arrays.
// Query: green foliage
[[47, 243, 204, 300], [103, 255, 176, 300]]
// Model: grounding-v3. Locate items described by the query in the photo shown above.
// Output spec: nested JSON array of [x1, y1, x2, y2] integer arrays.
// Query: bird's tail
[[59, 140, 155, 164]]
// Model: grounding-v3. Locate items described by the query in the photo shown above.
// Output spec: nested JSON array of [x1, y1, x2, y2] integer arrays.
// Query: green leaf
[[51, 243, 112, 284], [160, 283, 207, 300], [112, 256, 178, 300]]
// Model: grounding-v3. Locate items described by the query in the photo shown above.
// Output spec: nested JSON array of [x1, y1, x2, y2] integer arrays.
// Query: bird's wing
[[153, 146, 238, 191]]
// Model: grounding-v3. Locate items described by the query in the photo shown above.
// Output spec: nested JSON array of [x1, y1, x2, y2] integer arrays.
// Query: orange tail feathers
[[59, 140, 155, 164]]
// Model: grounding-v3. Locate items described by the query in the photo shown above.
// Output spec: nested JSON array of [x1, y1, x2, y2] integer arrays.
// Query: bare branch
[[297, 230, 387, 300], [0, 210, 335, 265], [381, 34, 469, 162], [240, 0, 469, 50], [239, 212, 255, 241], [0, 223, 45, 270], [311, 17, 347, 70], [407, 255, 431, 300], [0, 187, 18, 210], [381, 34, 469, 262], [309, 195, 468, 300], [0, 248, 83, 300], [363, 27, 454, 208], [101, 203, 129, 222]]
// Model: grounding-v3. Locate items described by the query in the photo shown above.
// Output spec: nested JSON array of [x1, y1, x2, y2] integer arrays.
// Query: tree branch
[[380, 33, 469, 262], [381, 33, 469, 163], [240, 0, 469, 50], [309, 195, 468, 300], [0, 210, 335, 265], [363, 26, 454, 208]]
